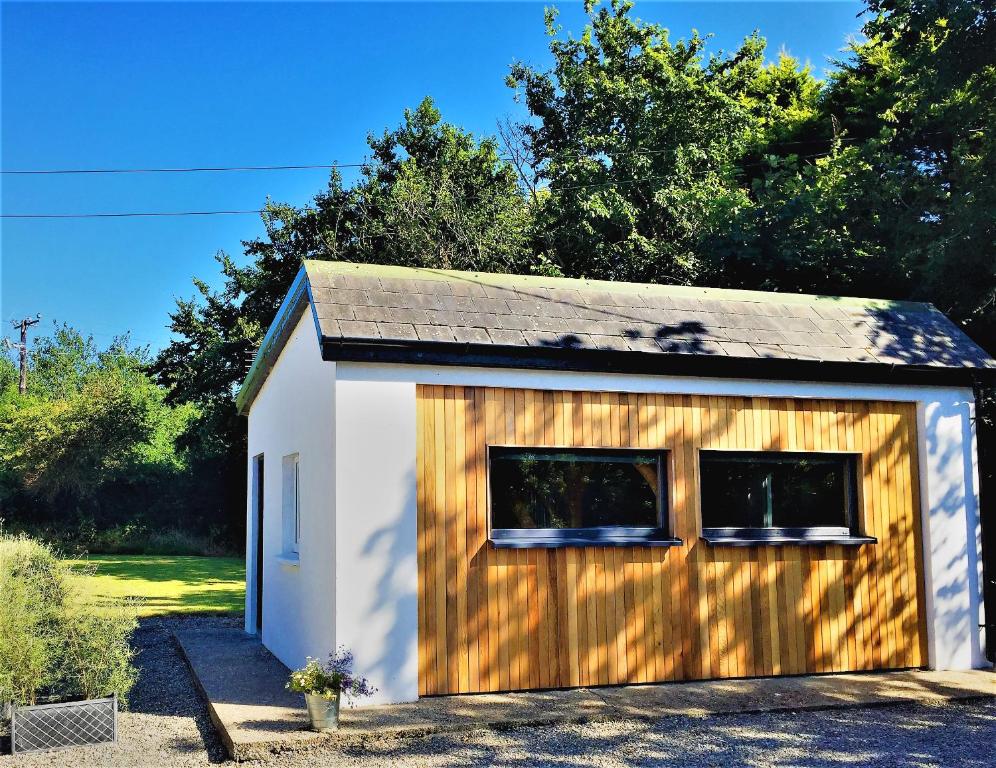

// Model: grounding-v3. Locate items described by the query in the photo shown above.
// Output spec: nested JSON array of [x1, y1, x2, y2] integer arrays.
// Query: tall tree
[[154, 0, 994, 552], [153, 99, 538, 536], [506, 0, 822, 284], [156, 97, 536, 409], [0, 327, 198, 531], [715, 0, 995, 345]]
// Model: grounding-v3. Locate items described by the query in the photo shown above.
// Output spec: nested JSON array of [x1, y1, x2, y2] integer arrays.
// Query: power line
[[1, 162, 370, 175], [2, 127, 979, 177], [2, 150, 839, 219], [2, 210, 264, 219], [0, 138, 854, 176]]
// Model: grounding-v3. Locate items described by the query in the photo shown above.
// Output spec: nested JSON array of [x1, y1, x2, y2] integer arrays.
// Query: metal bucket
[[304, 692, 340, 731]]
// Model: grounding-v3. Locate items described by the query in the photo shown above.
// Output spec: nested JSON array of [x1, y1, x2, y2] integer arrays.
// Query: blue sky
[[2, 1, 865, 353]]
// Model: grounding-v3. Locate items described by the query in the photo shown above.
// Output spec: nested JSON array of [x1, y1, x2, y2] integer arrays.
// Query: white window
[[282, 453, 300, 556]]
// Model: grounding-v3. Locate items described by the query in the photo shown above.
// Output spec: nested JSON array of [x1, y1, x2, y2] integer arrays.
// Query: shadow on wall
[[357, 470, 419, 701], [922, 397, 984, 666]]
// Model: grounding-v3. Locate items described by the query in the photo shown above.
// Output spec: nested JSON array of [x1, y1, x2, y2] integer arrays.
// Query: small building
[[237, 260, 993, 705]]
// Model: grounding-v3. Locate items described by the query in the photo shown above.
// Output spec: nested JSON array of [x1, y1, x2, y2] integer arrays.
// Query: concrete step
[[174, 628, 994, 762]]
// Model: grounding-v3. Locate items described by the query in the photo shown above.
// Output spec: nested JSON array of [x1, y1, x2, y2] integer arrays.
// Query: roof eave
[[235, 266, 317, 414], [319, 338, 996, 388]]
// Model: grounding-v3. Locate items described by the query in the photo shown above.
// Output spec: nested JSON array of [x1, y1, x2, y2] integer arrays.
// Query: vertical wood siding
[[416, 386, 928, 696]]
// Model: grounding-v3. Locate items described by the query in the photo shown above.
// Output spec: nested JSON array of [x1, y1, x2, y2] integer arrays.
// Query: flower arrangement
[[286, 648, 376, 705]]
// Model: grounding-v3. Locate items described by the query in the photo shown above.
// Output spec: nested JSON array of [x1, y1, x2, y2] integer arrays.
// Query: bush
[[89, 524, 230, 556], [1, 518, 236, 557], [0, 534, 138, 707]]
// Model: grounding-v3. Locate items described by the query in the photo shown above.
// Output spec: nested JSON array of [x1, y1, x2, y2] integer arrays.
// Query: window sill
[[490, 529, 682, 549], [275, 553, 300, 567], [700, 534, 876, 547]]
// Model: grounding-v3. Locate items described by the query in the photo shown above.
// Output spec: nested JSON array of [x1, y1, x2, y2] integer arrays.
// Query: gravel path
[[2, 615, 993, 766]]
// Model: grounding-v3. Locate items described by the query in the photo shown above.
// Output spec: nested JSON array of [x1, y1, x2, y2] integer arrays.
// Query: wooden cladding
[[415, 386, 928, 696]]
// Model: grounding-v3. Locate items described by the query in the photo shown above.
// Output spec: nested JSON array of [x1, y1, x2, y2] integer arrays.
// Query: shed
[[238, 260, 994, 705]]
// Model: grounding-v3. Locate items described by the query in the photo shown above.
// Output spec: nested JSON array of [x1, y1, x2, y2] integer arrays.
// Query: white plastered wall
[[332, 378, 419, 705], [245, 312, 336, 669]]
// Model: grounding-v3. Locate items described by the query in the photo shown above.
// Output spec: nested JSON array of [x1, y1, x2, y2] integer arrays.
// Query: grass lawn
[[65, 555, 245, 616]]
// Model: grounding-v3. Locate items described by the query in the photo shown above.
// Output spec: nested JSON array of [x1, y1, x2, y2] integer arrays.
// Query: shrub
[[0, 534, 138, 707], [0, 536, 64, 705], [1, 518, 235, 557]]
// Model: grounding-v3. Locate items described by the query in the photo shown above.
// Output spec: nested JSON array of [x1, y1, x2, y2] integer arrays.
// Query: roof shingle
[[303, 260, 995, 372]]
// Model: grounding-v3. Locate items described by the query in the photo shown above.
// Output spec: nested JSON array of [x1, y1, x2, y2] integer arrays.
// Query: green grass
[[64, 555, 245, 616]]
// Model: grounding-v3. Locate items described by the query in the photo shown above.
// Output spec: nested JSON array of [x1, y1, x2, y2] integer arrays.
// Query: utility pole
[[8, 314, 41, 394]]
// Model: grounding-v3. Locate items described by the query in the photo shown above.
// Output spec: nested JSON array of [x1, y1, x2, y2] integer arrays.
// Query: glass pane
[[490, 449, 661, 530], [700, 452, 853, 529]]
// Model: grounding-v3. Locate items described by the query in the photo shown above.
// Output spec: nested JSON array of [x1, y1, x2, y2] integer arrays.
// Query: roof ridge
[[302, 260, 935, 312]]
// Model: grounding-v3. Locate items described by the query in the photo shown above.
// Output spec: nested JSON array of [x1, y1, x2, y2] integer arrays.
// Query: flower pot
[[304, 691, 340, 731]]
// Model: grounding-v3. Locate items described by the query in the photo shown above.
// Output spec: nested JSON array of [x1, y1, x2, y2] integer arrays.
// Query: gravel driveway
[[2, 616, 993, 767]]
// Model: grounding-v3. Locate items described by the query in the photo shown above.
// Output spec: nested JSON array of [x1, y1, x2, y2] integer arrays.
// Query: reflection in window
[[489, 448, 666, 544], [700, 451, 858, 535]]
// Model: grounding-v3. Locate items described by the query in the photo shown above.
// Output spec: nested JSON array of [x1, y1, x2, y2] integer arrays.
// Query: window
[[281, 453, 300, 556], [488, 447, 679, 547], [699, 451, 872, 545]]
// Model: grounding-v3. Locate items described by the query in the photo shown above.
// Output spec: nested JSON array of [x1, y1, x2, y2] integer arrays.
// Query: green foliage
[[6, 520, 232, 558], [156, 96, 536, 403], [502, 0, 993, 353], [152, 98, 539, 533], [0, 326, 209, 545], [54, 601, 139, 702], [0, 534, 138, 707], [340, 97, 535, 273], [286, 658, 340, 697], [154, 0, 993, 552], [0, 535, 64, 705], [506, 0, 822, 283], [0, 356, 18, 396]]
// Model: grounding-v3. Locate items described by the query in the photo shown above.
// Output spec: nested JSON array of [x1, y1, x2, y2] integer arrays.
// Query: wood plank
[[415, 385, 927, 693]]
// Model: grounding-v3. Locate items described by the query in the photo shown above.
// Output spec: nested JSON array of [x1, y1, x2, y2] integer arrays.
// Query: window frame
[[697, 449, 875, 546], [281, 452, 301, 559], [293, 456, 301, 554], [486, 444, 681, 549]]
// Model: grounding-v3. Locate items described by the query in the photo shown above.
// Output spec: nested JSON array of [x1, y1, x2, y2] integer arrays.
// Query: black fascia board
[[320, 337, 995, 388]]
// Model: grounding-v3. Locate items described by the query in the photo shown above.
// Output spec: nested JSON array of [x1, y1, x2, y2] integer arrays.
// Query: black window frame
[[698, 450, 876, 547], [487, 445, 682, 548]]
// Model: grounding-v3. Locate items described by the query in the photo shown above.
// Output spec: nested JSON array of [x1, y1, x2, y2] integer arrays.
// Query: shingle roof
[[306, 261, 994, 368], [236, 260, 995, 412]]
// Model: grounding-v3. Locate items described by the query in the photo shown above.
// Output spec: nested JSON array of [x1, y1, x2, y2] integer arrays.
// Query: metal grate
[[10, 695, 117, 754]]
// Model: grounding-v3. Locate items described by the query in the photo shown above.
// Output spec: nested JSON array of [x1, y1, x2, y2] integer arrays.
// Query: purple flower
[[323, 646, 376, 704]]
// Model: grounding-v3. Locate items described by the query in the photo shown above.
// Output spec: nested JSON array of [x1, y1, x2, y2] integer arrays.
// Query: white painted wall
[[332, 379, 419, 705], [917, 397, 986, 669], [245, 312, 336, 670]]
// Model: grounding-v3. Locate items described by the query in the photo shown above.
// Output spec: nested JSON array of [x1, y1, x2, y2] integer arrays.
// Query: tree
[[717, 0, 995, 343], [506, 0, 822, 284], [154, 0, 994, 555], [0, 327, 198, 534], [152, 99, 539, 539]]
